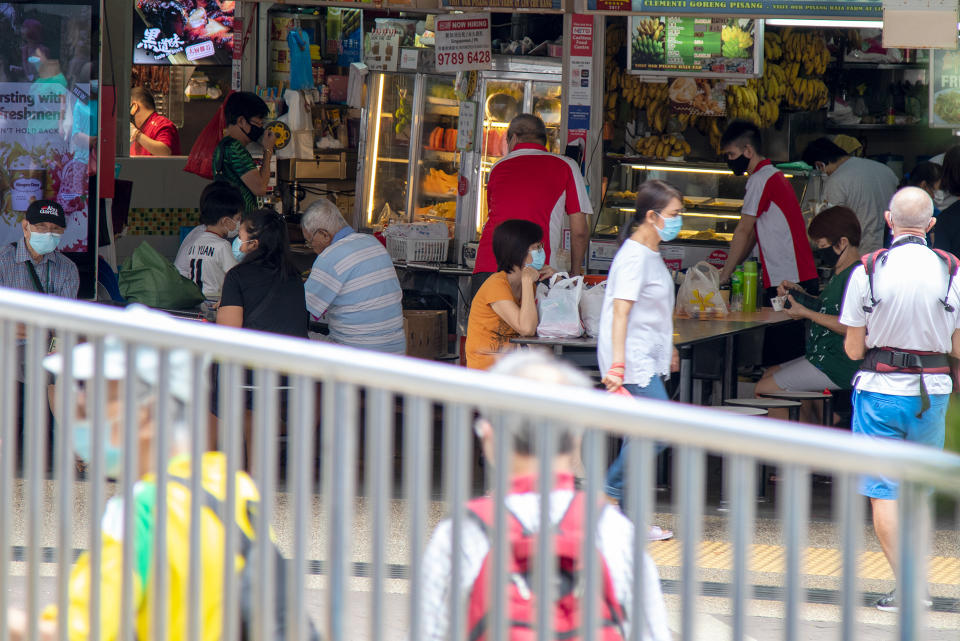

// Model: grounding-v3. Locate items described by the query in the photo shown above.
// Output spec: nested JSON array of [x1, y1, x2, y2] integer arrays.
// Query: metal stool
[[724, 397, 802, 421], [758, 390, 833, 426], [715, 406, 768, 416]]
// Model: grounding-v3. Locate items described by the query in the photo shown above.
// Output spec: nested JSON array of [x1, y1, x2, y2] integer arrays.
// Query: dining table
[[511, 309, 799, 404]]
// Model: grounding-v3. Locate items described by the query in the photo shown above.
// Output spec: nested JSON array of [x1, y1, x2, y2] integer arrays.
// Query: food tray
[[386, 237, 449, 263]]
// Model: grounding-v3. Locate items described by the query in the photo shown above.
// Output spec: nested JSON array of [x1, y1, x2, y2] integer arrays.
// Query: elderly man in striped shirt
[[302, 200, 406, 354]]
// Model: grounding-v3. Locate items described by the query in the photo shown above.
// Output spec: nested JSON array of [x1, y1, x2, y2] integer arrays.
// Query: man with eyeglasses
[[213, 92, 277, 214]]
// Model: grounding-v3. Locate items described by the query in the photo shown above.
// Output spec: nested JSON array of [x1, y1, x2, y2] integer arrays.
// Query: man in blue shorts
[[840, 186, 960, 611]]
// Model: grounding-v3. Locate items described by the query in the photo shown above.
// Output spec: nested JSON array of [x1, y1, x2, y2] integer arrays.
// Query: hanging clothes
[[287, 28, 314, 91]]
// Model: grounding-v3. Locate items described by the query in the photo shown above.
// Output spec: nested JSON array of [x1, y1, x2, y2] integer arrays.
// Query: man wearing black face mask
[[213, 92, 277, 213], [717, 121, 818, 302]]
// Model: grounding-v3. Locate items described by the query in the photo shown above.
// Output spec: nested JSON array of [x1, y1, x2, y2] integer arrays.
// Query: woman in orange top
[[465, 220, 553, 369]]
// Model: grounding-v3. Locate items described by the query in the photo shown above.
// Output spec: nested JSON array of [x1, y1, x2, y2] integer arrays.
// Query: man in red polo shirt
[[129, 86, 180, 156], [717, 120, 817, 300], [472, 114, 591, 293]]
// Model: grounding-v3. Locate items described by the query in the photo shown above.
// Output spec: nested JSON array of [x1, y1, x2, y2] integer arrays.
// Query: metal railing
[[1, 286, 959, 641]]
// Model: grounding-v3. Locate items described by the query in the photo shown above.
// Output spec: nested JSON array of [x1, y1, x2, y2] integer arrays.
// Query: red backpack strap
[[931, 248, 960, 312], [860, 249, 888, 313]]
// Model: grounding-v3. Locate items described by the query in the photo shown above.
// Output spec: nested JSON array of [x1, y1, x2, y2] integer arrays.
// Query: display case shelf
[[423, 150, 459, 162]]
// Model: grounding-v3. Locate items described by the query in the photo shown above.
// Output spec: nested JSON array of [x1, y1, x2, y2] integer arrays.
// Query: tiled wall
[[126, 207, 199, 235]]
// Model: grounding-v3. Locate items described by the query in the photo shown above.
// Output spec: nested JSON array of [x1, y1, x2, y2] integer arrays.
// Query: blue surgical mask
[[231, 236, 246, 261], [655, 212, 683, 242], [27, 55, 40, 66], [529, 247, 546, 270], [72, 420, 123, 479], [28, 231, 61, 255]]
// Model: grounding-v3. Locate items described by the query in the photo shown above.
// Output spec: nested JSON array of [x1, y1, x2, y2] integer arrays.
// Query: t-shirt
[[839, 237, 960, 395], [597, 240, 674, 386], [475, 143, 592, 273], [742, 160, 817, 289], [130, 111, 181, 156], [465, 272, 520, 370], [220, 261, 308, 338], [173, 230, 237, 300], [823, 157, 899, 255], [933, 200, 960, 256], [804, 263, 861, 388], [212, 136, 259, 213]]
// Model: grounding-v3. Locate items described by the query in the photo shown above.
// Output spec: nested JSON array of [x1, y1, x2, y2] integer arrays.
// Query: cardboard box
[[404, 310, 447, 359]]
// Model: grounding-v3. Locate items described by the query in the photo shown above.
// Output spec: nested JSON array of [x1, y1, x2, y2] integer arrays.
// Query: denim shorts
[[852, 389, 948, 500]]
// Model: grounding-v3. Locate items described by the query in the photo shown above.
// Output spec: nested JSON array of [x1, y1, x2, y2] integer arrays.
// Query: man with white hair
[[840, 186, 960, 611], [301, 199, 405, 353]]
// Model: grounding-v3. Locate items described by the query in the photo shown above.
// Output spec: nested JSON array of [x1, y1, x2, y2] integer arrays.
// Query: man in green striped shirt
[[212, 92, 276, 213]]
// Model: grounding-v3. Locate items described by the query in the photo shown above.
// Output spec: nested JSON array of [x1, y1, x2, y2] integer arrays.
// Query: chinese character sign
[[134, 0, 234, 65]]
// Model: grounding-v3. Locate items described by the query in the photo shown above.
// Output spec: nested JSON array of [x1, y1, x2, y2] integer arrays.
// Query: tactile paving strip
[[648, 540, 960, 584]]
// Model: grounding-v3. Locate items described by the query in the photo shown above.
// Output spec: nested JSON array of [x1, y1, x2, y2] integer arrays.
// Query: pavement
[[4, 479, 960, 640]]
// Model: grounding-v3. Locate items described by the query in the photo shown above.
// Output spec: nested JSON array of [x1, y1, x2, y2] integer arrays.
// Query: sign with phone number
[[435, 13, 493, 72]]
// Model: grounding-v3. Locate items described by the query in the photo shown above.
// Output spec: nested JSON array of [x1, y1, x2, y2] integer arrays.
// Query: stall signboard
[[442, 0, 562, 10], [586, 0, 882, 17], [628, 16, 762, 78], [134, 0, 234, 65], [366, 28, 401, 71], [435, 13, 493, 72], [929, 47, 960, 129]]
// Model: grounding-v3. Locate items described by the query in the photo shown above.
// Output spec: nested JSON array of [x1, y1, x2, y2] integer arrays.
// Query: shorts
[[772, 356, 840, 392], [852, 389, 948, 500]]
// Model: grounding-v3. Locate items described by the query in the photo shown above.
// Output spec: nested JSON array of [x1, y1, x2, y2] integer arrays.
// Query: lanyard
[[25, 260, 50, 294]]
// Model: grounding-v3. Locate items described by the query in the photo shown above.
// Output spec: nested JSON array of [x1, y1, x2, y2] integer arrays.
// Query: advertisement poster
[[326, 8, 362, 66], [930, 48, 960, 128], [435, 13, 492, 73], [668, 77, 725, 115], [0, 3, 95, 253], [628, 16, 761, 77], [366, 28, 400, 72], [567, 14, 593, 153], [587, 0, 882, 17], [134, 0, 234, 65]]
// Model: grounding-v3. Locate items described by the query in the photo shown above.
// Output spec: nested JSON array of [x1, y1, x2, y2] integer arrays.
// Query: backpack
[[464, 491, 626, 641], [860, 239, 960, 313], [171, 477, 322, 641]]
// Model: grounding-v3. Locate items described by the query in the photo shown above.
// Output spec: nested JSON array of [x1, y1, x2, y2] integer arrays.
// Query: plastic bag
[[675, 261, 728, 319], [118, 242, 204, 310], [537, 273, 584, 338], [579, 281, 606, 337], [184, 90, 233, 179]]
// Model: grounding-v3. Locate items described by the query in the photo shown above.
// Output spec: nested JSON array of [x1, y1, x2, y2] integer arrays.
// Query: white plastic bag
[[537, 273, 584, 338], [675, 261, 728, 319], [579, 281, 606, 337]]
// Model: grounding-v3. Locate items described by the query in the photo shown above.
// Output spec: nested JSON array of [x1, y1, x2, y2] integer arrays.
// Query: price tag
[[435, 13, 492, 73]]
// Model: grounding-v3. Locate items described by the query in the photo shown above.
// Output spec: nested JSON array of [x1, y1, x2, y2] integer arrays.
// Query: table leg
[[679, 345, 693, 404], [723, 335, 736, 403]]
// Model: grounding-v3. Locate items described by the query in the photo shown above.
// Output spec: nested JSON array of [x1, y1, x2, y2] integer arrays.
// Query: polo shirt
[[822, 157, 898, 254], [130, 111, 181, 156], [304, 228, 405, 353], [742, 159, 817, 289], [840, 236, 960, 395], [474, 143, 592, 274], [0, 237, 79, 299]]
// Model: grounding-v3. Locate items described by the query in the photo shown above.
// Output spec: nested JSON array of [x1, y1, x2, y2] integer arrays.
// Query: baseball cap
[[26, 200, 66, 228]]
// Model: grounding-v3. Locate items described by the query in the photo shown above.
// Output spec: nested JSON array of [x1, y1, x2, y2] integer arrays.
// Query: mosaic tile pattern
[[127, 207, 200, 235]]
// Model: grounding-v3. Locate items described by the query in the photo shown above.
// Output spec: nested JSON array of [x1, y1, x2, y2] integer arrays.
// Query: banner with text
[[930, 48, 960, 129], [435, 14, 493, 72], [567, 14, 594, 155], [442, 0, 562, 10], [587, 0, 882, 18]]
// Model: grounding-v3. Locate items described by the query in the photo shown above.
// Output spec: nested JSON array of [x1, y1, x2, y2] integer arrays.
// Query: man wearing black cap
[[0, 200, 79, 299]]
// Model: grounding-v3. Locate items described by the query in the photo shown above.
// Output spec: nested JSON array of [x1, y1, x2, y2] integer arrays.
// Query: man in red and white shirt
[[129, 86, 180, 156], [718, 120, 817, 300], [473, 114, 591, 293]]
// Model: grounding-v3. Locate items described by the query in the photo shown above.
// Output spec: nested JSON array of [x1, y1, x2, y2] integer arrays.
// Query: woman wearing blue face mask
[[466, 219, 554, 369], [597, 180, 682, 537]]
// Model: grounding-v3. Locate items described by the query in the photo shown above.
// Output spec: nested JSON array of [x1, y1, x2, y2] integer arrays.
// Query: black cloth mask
[[727, 154, 750, 176], [814, 246, 840, 267]]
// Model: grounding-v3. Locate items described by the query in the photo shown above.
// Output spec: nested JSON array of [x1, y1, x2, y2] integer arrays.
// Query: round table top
[[758, 390, 833, 401], [715, 406, 769, 416], [725, 398, 802, 409]]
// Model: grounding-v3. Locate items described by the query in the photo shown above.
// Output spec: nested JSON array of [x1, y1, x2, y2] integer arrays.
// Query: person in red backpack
[[840, 186, 960, 612], [412, 352, 670, 641]]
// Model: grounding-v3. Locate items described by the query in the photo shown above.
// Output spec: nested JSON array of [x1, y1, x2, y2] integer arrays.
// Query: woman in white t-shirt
[[598, 180, 682, 535]]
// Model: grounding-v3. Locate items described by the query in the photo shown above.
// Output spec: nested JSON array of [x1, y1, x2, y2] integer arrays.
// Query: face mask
[[28, 231, 61, 255], [225, 218, 240, 239], [655, 212, 683, 242], [245, 120, 265, 143], [232, 236, 249, 262], [73, 420, 123, 479], [814, 245, 840, 268], [934, 189, 948, 204], [27, 55, 40, 66], [528, 247, 546, 270], [726, 154, 751, 177]]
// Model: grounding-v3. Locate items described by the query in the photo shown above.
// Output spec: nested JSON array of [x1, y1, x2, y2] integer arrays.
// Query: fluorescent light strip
[[765, 19, 883, 28], [616, 207, 741, 220], [630, 164, 733, 175], [366, 75, 386, 225]]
